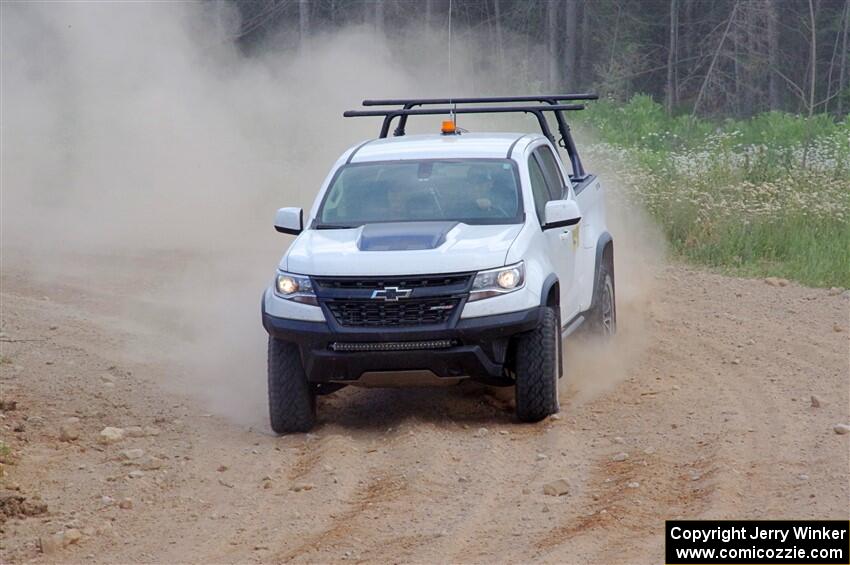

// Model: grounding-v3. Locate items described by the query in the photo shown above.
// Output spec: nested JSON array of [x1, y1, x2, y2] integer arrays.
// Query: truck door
[[528, 147, 578, 323], [554, 143, 600, 316], [572, 175, 601, 312]]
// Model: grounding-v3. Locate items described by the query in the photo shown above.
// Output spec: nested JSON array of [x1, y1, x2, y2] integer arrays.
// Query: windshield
[[315, 159, 523, 227]]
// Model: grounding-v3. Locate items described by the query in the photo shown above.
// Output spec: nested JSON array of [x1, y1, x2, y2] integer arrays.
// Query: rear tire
[[588, 255, 616, 338], [268, 337, 316, 433], [514, 307, 560, 422]]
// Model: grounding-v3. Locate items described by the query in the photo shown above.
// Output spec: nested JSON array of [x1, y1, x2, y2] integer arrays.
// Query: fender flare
[[540, 273, 559, 307], [589, 232, 614, 310], [539, 272, 563, 377]]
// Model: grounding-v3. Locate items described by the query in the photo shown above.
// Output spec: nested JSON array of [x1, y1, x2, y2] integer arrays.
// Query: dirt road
[[1, 256, 848, 564]]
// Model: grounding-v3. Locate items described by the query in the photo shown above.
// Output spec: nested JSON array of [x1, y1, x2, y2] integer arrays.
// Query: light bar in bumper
[[330, 340, 457, 352]]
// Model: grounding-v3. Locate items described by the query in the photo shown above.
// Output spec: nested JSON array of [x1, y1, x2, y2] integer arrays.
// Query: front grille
[[314, 272, 473, 328], [326, 297, 461, 327]]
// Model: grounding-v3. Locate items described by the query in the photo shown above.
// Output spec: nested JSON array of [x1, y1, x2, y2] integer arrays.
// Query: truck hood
[[282, 222, 523, 276]]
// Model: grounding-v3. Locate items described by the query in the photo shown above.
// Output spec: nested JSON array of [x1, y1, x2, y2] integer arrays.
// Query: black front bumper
[[262, 305, 544, 384]]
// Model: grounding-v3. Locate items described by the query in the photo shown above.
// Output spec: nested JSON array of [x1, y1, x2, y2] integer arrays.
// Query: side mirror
[[274, 207, 303, 235], [543, 200, 581, 230]]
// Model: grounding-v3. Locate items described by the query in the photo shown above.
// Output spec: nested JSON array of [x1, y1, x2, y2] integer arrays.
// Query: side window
[[535, 146, 566, 199], [528, 156, 550, 225]]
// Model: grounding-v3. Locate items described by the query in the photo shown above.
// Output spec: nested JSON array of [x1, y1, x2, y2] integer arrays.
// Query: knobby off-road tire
[[514, 306, 561, 422], [267, 337, 316, 433], [587, 256, 617, 338]]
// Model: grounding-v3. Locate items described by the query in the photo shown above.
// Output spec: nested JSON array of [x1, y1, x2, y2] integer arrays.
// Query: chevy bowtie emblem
[[371, 286, 412, 301]]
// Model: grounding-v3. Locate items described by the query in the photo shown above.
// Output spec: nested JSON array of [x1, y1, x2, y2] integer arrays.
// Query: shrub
[[576, 97, 850, 287]]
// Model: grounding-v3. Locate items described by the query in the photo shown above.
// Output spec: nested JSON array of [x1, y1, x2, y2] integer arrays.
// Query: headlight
[[274, 271, 317, 305], [468, 261, 525, 301]]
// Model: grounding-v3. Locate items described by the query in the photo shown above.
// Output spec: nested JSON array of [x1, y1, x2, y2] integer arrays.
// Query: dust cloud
[[1, 2, 665, 426], [562, 177, 667, 405]]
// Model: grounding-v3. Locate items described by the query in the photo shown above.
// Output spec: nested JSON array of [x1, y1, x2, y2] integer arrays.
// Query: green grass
[[673, 216, 850, 288], [576, 96, 850, 288]]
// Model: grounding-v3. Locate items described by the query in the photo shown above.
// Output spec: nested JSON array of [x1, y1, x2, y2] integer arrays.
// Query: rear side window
[[528, 157, 550, 225], [535, 146, 566, 199]]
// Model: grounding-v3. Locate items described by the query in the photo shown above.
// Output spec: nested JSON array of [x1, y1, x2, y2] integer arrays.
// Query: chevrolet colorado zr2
[[261, 94, 615, 433]]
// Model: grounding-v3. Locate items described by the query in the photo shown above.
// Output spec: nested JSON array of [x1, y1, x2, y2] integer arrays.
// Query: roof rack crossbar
[[361, 93, 599, 107], [343, 104, 584, 145], [343, 104, 585, 116]]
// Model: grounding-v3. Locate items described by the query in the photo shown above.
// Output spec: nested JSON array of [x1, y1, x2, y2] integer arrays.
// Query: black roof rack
[[361, 93, 599, 107], [343, 104, 584, 142], [343, 93, 598, 179]]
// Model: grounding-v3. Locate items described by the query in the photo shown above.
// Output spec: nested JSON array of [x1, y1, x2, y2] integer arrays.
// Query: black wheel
[[267, 337, 316, 433], [514, 306, 561, 422], [588, 255, 616, 338]]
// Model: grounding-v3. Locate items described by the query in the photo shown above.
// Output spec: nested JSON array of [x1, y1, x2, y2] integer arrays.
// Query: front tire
[[514, 307, 561, 422], [268, 337, 316, 433]]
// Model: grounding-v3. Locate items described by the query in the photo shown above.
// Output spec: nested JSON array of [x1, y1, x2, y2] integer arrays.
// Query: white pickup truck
[[262, 95, 615, 432]]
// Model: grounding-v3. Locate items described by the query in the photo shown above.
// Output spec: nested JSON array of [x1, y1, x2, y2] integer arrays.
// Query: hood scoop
[[357, 221, 458, 251]]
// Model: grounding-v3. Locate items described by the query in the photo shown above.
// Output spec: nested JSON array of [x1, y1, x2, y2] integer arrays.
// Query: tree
[[767, 0, 782, 109], [564, 0, 578, 91], [839, 0, 849, 115], [494, 0, 505, 80], [808, 0, 817, 117], [547, 0, 559, 91], [579, 0, 592, 88], [694, 1, 739, 115], [298, 0, 309, 52], [375, 0, 384, 35], [666, 0, 679, 114]]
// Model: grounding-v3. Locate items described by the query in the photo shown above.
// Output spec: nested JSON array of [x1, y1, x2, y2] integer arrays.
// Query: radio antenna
[[447, 0, 456, 128]]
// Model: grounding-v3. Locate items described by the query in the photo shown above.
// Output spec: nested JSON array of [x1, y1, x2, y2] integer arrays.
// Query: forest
[[235, 0, 850, 118]]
